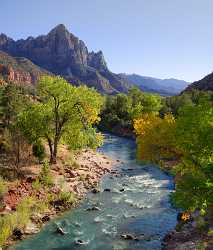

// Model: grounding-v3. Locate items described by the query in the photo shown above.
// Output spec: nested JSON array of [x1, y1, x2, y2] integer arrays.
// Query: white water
[[12, 134, 177, 250]]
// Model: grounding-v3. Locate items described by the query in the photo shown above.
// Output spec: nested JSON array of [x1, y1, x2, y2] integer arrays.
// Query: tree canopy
[[99, 87, 162, 136], [18, 76, 103, 163], [134, 97, 213, 213]]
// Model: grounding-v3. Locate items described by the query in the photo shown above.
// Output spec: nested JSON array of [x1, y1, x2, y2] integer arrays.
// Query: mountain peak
[[48, 24, 69, 35], [0, 25, 130, 94], [0, 33, 13, 42]]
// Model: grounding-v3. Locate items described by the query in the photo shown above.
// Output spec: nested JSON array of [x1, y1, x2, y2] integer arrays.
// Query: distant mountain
[[0, 24, 130, 94], [119, 73, 189, 96], [0, 50, 49, 85], [0, 24, 189, 95], [184, 71, 213, 92]]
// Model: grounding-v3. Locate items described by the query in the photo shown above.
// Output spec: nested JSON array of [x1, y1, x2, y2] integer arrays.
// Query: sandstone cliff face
[[0, 51, 48, 85], [7, 67, 33, 84], [0, 63, 37, 85], [0, 24, 130, 94]]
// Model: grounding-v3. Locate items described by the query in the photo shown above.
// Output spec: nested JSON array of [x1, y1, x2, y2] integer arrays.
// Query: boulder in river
[[86, 206, 101, 211], [74, 222, 81, 227], [104, 188, 111, 192], [75, 239, 89, 245], [111, 170, 118, 174], [56, 226, 67, 235], [121, 234, 139, 241], [91, 188, 100, 194], [24, 222, 40, 235]]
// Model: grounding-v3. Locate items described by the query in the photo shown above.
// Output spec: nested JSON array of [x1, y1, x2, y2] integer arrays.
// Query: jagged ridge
[[0, 24, 130, 94]]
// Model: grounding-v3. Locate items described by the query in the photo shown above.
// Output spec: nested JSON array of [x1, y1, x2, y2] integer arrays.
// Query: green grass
[[63, 153, 80, 170], [39, 161, 53, 187], [58, 191, 76, 205], [0, 196, 48, 247], [0, 176, 7, 200]]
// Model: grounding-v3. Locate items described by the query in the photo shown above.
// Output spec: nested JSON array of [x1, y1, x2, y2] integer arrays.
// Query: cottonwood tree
[[18, 76, 103, 164], [134, 113, 177, 163]]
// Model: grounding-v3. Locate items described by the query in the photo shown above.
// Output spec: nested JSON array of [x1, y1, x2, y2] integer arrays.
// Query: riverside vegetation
[[100, 87, 213, 249], [0, 76, 212, 249], [0, 76, 106, 248]]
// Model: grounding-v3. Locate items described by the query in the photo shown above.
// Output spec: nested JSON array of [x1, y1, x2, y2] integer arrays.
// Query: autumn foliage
[[134, 100, 213, 214], [134, 113, 177, 163]]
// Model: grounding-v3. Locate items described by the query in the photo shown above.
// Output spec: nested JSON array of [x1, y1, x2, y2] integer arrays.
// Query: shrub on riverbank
[[0, 196, 48, 247], [58, 191, 76, 206], [38, 161, 53, 187]]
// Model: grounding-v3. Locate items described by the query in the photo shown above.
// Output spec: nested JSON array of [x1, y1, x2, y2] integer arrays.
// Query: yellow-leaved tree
[[134, 113, 177, 163]]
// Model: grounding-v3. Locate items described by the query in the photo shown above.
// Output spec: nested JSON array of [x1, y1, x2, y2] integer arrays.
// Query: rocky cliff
[[0, 24, 130, 94], [0, 50, 49, 85]]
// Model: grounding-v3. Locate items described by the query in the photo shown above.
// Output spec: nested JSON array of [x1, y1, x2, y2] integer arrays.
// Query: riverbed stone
[[56, 226, 67, 235], [91, 188, 100, 194], [13, 228, 24, 239], [104, 188, 111, 192], [121, 234, 139, 241], [86, 206, 101, 211], [42, 215, 50, 223], [24, 222, 40, 235]]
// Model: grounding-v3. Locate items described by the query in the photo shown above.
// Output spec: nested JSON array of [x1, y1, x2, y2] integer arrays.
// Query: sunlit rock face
[[0, 24, 130, 94], [0, 51, 48, 85]]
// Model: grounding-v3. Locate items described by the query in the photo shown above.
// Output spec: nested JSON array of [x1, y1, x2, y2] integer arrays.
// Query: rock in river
[[86, 206, 101, 211], [75, 239, 89, 245], [121, 234, 139, 241], [91, 188, 100, 194], [104, 188, 111, 192], [56, 226, 67, 235]]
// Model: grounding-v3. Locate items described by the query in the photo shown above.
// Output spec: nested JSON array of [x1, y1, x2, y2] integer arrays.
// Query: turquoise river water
[[12, 134, 178, 250]]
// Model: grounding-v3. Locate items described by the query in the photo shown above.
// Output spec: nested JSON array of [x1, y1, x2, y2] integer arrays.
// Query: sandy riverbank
[[1, 146, 118, 249]]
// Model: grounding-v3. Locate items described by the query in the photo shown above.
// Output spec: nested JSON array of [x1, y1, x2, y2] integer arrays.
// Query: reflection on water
[[12, 134, 177, 250]]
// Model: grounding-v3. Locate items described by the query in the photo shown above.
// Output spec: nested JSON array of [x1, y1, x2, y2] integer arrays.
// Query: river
[[12, 134, 177, 250]]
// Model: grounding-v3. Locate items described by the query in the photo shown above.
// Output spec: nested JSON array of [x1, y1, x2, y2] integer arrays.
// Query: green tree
[[18, 76, 103, 164], [0, 84, 28, 128], [134, 113, 177, 163], [99, 87, 162, 135], [173, 102, 213, 211], [160, 93, 193, 117], [0, 84, 30, 165], [128, 87, 162, 118]]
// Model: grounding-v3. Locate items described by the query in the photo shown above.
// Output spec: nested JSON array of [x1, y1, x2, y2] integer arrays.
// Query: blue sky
[[1, 0, 213, 82]]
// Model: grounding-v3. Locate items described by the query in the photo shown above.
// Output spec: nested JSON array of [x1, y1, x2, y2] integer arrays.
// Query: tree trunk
[[47, 138, 55, 164], [50, 153, 57, 164], [48, 137, 58, 164], [15, 139, 20, 167], [51, 137, 58, 164]]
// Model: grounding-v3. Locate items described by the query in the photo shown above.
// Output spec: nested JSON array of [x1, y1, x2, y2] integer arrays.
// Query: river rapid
[[12, 134, 177, 250]]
